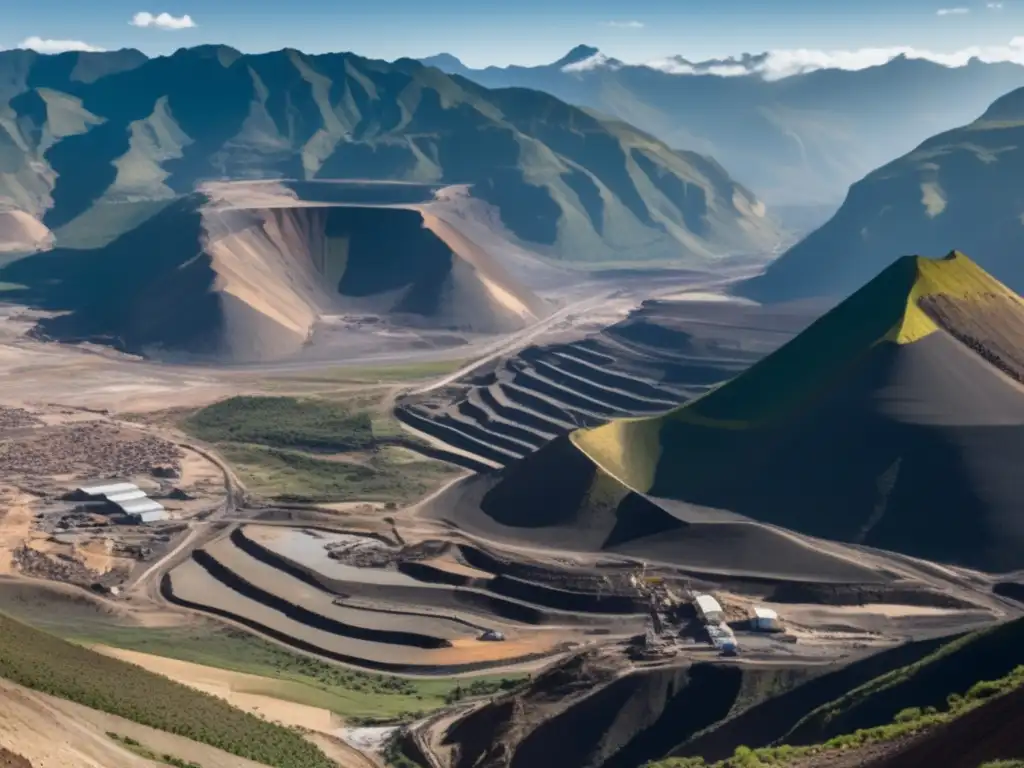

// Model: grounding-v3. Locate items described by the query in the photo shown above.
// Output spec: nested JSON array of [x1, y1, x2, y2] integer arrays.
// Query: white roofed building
[[752, 606, 781, 631], [694, 594, 724, 624]]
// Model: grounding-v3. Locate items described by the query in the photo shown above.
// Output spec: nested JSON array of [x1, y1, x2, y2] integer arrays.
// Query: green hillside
[[0, 611, 333, 768], [741, 85, 1024, 301], [0, 46, 778, 265]]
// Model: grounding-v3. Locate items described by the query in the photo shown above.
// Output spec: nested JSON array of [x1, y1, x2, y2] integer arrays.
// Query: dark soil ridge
[[784, 615, 1024, 746], [231, 527, 644, 627], [865, 682, 1024, 768], [670, 634, 958, 762], [158, 571, 560, 675], [392, 298, 806, 472], [437, 630, 974, 768], [190, 547, 452, 649]]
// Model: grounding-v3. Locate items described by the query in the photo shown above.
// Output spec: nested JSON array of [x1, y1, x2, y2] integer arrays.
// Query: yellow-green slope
[[571, 251, 1024, 493]]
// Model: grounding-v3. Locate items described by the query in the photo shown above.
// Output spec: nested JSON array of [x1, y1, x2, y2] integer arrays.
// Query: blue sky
[[5, 0, 1024, 69]]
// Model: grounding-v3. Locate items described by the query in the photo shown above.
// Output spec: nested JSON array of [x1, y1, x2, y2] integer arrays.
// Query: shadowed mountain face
[[422, 50, 1024, 206], [740, 86, 1024, 301], [573, 253, 1024, 572], [0, 46, 778, 266], [0, 181, 549, 361], [434, 253, 1024, 574]]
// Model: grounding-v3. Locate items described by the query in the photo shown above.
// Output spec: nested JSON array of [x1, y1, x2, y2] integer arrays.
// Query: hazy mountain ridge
[[0, 45, 778, 265], [421, 48, 1024, 205], [741, 83, 1024, 301]]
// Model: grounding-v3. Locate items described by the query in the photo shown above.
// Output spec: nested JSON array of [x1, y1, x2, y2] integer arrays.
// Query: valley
[[0, 37, 1023, 768]]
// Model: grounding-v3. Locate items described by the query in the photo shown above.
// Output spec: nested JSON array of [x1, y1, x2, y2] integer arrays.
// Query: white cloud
[[563, 52, 623, 72], [18, 36, 105, 53], [937, 6, 970, 14], [602, 20, 645, 29], [130, 11, 196, 30], [988, 2, 1004, 8], [645, 37, 1024, 80]]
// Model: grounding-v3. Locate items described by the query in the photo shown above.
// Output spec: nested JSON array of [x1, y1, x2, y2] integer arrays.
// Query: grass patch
[[184, 396, 375, 453], [106, 733, 202, 767], [182, 395, 459, 503], [0, 612, 333, 768], [218, 443, 455, 503], [0, 593, 524, 723]]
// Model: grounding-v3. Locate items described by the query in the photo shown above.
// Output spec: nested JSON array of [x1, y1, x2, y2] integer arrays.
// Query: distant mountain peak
[[554, 45, 623, 73], [171, 44, 242, 67], [553, 45, 601, 67], [421, 53, 466, 69], [980, 83, 1024, 121]]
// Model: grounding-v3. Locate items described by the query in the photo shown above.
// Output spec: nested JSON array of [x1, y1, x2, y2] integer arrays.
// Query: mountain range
[[741, 85, 1024, 301], [0, 46, 778, 265], [421, 46, 1024, 206]]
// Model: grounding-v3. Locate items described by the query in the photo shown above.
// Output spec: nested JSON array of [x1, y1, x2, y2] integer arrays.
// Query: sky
[[5, 0, 1024, 73]]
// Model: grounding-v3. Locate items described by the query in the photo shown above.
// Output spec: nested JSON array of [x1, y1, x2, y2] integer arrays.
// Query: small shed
[[694, 594, 724, 624], [752, 606, 781, 632]]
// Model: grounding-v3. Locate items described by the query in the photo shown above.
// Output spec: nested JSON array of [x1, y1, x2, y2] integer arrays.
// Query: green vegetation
[[184, 396, 375, 453], [106, 734, 202, 768], [182, 395, 460, 503], [218, 443, 455, 503], [0, 612, 333, 768], [979, 761, 1024, 767], [0, 588, 523, 722], [786, 616, 1024, 743], [646, 664, 1024, 767]]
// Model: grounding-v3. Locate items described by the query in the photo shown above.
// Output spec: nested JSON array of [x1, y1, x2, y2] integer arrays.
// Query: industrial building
[[751, 606, 781, 632], [64, 482, 169, 523], [694, 594, 725, 624]]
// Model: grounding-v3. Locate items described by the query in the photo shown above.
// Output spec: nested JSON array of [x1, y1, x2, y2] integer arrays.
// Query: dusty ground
[[0, 490, 33, 575], [0, 677, 269, 768]]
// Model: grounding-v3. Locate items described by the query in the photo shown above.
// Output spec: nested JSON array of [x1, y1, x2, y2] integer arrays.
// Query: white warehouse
[[66, 481, 169, 523]]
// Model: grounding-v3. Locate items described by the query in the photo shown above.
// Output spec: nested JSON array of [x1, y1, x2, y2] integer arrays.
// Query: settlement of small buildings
[[66, 481, 169, 524]]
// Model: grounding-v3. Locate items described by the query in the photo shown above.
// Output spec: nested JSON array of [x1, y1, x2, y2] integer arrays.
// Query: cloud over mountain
[[645, 37, 1024, 79], [17, 37, 105, 54]]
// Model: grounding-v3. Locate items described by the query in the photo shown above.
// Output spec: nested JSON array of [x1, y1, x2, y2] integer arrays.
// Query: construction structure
[[751, 606, 781, 632], [64, 482, 168, 524], [694, 594, 725, 624]]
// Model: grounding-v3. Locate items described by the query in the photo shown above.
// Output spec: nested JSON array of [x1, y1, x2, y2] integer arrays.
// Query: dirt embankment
[[0, 748, 32, 768], [0, 210, 52, 253]]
